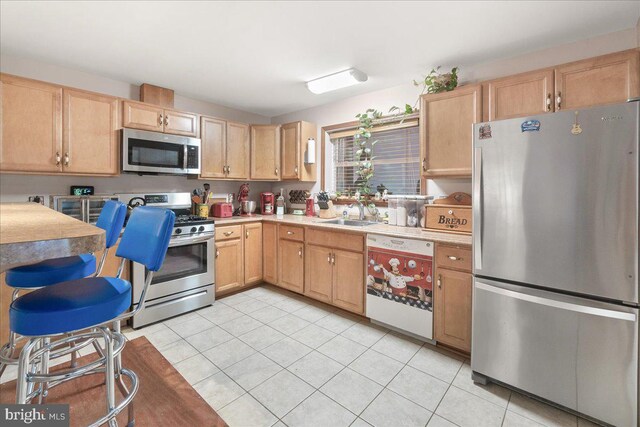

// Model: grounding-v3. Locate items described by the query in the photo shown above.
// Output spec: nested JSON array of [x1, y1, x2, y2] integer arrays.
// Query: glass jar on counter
[[387, 197, 397, 226], [415, 195, 429, 228], [396, 196, 407, 227], [406, 196, 419, 227]]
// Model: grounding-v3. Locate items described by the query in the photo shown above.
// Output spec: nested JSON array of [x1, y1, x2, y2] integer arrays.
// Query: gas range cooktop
[[175, 215, 215, 226]]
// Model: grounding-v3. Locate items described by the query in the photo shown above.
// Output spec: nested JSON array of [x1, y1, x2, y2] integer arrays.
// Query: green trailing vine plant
[[389, 66, 459, 118], [354, 108, 382, 197]]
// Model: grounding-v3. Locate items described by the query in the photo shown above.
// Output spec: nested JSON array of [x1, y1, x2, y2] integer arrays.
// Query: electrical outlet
[[28, 196, 44, 205]]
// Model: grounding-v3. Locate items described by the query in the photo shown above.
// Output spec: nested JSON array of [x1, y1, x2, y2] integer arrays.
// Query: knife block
[[318, 201, 337, 219]]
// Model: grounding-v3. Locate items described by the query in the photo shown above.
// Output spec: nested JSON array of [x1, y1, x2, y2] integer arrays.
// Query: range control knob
[[175, 228, 182, 235], [191, 227, 197, 233], [198, 226, 205, 232]]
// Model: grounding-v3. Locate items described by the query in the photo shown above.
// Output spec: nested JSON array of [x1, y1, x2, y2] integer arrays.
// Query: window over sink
[[328, 120, 421, 196]]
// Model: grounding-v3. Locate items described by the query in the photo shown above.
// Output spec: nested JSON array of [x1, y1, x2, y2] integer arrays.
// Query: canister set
[[387, 195, 431, 227]]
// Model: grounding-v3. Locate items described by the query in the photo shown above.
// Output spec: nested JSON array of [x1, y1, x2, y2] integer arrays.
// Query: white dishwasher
[[366, 234, 434, 341]]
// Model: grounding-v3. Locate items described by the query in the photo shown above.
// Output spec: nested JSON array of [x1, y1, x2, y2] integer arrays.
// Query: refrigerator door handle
[[473, 147, 482, 270], [475, 282, 637, 322]]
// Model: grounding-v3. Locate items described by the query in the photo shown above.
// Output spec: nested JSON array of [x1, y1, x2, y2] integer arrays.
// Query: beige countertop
[[213, 214, 472, 246], [0, 203, 105, 271]]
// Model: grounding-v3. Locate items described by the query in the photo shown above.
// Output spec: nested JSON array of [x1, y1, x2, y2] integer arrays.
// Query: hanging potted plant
[[354, 108, 382, 198]]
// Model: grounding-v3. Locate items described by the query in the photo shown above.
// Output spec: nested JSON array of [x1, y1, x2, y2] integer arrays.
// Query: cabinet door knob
[[64, 152, 70, 166], [298, 248, 303, 257], [55, 152, 61, 166], [164, 116, 169, 126], [437, 274, 442, 288], [227, 165, 231, 174], [328, 253, 331, 263], [448, 255, 462, 261], [294, 166, 298, 174], [246, 230, 249, 238], [215, 250, 220, 258], [422, 158, 427, 172], [331, 253, 335, 264], [556, 92, 562, 110], [158, 114, 164, 125], [546, 93, 552, 111], [275, 168, 279, 175]]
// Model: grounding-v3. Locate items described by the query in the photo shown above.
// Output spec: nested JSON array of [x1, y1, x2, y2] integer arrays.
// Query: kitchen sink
[[321, 219, 378, 227]]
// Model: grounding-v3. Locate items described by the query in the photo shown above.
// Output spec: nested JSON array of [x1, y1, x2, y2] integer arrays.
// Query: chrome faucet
[[349, 201, 366, 220]]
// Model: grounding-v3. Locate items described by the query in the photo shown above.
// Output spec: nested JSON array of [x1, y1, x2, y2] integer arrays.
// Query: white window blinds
[[330, 123, 420, 195]]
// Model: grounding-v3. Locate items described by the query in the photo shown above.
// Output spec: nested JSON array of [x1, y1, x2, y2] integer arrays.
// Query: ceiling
[[1, 1, 638, 117]]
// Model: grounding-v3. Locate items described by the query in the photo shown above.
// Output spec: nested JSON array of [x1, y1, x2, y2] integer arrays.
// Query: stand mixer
[[237, 183, 256, 216]]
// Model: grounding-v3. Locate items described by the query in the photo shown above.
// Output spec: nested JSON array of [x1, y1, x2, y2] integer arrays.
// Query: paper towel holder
[[304, 138, 316, 164]]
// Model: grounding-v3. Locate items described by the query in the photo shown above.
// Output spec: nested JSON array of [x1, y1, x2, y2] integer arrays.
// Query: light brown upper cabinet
[[200, 117, 250, 180], [163, 108, 199, 137], [0, 74, 119, 176], [281, 121, 317, 181], [122, 100, 198, 137], [482, 68, 554, 122], [200, 116, 226, 178], [251, 125, 281, 180], [1, 74, 63, 173], [226, 122, 250, 179], [63, 88, 119, 175], [420, 84, 482, 178], [554, 49, 640, 111]]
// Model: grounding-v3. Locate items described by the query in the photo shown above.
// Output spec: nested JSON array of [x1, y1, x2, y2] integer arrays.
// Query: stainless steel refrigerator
[[471, 101, 638, 427]]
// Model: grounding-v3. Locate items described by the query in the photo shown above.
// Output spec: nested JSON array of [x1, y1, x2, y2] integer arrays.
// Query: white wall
[[271, 27, 639, 199], [0, 54, 272, 203]]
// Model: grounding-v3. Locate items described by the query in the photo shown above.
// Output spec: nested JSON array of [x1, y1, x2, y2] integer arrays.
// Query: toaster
[[212, 202, 233, 218]]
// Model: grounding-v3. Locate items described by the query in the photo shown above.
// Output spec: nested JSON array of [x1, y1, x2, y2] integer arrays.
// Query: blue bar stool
[[0, 200, 126, 377], [10, 206, 174, 427]]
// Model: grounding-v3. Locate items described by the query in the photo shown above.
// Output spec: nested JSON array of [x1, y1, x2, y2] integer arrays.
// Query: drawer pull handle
[[287, 231, 294, 235], [158, 114, 164, 125], [448, 210, 454, 215], [223, 231, 234, 236], [448, 256, 463, 261]]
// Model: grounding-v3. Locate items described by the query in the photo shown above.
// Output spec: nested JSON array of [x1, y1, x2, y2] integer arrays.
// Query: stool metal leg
[[37, 338, 51, 404], [113, 321, 134, 427], [16, 338, 39, 404], [102, 327, 118, 427], [0, 289, 21, 378]]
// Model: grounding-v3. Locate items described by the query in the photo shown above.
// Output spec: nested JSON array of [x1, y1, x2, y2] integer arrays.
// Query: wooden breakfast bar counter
[[0, 203, 105, 272], [0, 203, 105, 342]]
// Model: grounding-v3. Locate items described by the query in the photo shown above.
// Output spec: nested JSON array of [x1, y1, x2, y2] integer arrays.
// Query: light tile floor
[[1, 285, 602, 427]]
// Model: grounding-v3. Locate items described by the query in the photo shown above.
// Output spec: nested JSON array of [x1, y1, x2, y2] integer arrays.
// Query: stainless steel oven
[[121, 128, 201, 175], [117, 192, 215, 328]]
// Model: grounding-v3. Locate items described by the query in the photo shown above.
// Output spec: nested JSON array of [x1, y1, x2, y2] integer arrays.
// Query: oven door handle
[[168, 234, 214, 247]]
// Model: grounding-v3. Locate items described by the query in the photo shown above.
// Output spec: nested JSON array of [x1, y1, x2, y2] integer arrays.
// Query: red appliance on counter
[[212, 203, 233, 218], [261, 192, 275, 215]]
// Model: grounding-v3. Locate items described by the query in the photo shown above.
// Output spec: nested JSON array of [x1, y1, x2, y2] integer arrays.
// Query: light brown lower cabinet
[[215, 222, 263, 295], [303, 230, 365, 315], [304, 244, 333, 303], [278, 239, 305, 293], [262, 222, 278, 285], [434, 267, 472, 353], [244, 222, 263, 285], [331, 249, 364, 315], [215, 238, 244, 294]]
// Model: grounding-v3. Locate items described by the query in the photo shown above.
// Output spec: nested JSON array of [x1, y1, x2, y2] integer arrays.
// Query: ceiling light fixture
[[306, 68, 368, 94]]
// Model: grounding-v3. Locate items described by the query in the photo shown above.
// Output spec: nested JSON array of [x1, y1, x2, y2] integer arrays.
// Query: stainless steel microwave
[[121, 128, 201, 175]]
